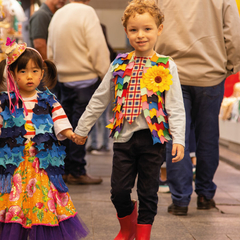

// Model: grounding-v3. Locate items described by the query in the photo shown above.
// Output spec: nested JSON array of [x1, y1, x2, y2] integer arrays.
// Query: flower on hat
[[141, 65, 173, 93]]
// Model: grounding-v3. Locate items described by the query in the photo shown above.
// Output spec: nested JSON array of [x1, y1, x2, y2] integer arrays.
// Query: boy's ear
[[157, 24, 163, 36]]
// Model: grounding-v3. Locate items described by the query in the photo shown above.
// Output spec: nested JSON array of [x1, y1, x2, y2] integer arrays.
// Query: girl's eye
[[20, 70, 25, 73], [146, 28, 151, 31], [33, 70, 39, 73]]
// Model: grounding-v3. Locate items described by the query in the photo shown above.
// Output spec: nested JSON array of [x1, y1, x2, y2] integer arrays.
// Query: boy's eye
[[146, 28, 151, 31], [129, 29, 136, 32]]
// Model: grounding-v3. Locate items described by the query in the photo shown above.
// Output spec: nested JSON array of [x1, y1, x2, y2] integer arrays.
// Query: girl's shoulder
[[0, 91, 15, 102], [36, 89, 58, 107]]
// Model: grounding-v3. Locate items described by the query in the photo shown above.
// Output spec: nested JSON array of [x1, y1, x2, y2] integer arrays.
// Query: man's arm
[[84, 8, 110, 79], [29, 9, 51, 60], [223, 0, 240, 74], [33, 38, 47, 60]]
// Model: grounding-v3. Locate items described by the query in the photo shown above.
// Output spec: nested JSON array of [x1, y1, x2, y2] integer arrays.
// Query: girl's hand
[[172, 144, 184, 162], [72, 133, 88, 145], [60, 128, 75, 140]]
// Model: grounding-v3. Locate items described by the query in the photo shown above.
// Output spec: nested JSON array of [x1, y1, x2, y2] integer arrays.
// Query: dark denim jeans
[[166, 81, 225, 207], [60, 80, 100, 177], [111, 129, 165, 224]]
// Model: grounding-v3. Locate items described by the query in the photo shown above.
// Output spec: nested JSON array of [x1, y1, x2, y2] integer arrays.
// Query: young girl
[[73, 0, 185, 239], [0, 39, 88, 240]]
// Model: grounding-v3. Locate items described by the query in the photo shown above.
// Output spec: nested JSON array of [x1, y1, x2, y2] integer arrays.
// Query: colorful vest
[[107, 52, 173, 145], [0, 90, 68, 193]]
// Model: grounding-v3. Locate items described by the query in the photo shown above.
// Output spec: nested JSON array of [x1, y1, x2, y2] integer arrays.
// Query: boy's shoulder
[[113, 52, 174, 61], [155, 52, 174, 62]]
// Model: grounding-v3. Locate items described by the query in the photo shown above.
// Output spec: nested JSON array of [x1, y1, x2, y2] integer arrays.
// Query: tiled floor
[[68, 149, 240, 240]]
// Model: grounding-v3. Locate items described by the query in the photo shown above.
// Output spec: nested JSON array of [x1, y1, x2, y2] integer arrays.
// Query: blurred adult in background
[[155, 0, 240, 216], [47, 0, 110, 184], [29, 0, 66, 60], [87, 23, 116, 155]]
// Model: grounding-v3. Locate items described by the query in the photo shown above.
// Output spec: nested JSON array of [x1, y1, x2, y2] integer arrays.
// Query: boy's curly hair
[[122, 0, 164, 28]]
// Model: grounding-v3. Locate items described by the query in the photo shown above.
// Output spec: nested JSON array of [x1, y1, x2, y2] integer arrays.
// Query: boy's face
[[125, 12, 163, 57]]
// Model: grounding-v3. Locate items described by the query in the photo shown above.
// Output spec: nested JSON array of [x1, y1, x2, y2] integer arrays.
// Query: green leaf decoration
[[42, 186, 48, 196], [37, 210, 44, 222], [32, 206, 38, 213]]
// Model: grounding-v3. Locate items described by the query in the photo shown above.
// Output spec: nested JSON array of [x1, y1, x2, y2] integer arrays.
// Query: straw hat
[[5, 38, 27, 65]]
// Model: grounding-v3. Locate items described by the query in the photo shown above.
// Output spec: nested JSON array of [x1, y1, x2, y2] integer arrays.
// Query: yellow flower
[[142, 65, 173, 92]]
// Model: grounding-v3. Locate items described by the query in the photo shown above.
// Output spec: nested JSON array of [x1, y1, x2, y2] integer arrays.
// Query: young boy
[[73, 0, 185, 239]]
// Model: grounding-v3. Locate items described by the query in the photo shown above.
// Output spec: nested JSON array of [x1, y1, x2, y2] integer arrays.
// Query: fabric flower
[[26, 178, 37, 197], [9, 174, 22, 201], [57, 214, 68, 221], [49, 183, 69, 207], [5, 205, 26, 225], [47, 199, 56, 214], [32, 158, 40, 173], [141, 65, 173, 92], [29, 146, 37, 157], [0, 209, 6, 221], [54, 192, 69, 207]]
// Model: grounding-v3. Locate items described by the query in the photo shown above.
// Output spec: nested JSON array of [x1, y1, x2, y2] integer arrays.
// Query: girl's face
[[125, 12, 163, 57], [13, 59, 44, 98]]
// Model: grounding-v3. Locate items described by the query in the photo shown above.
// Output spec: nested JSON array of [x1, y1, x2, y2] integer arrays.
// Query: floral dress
[[0, 91, 88, 240]]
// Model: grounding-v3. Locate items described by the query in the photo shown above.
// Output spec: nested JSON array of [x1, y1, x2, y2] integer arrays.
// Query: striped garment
[[0, 92, 72, 142]]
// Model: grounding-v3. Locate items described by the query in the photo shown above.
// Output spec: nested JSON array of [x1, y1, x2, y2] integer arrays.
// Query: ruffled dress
[[0, 91, 88, 240]]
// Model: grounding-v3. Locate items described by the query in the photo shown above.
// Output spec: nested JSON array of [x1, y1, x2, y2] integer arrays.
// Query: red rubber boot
[[135, 224, 152, 240], [114, 201, 137, 240]]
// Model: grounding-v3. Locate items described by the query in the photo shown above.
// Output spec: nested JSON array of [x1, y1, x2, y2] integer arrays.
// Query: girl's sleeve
[[51, 100, 72, 141], [74, 64, 113, 137]]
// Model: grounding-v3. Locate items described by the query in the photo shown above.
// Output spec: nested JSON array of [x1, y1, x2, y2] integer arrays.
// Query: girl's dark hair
[[0, 48, 57, 90], [0, 59, 7, 90]]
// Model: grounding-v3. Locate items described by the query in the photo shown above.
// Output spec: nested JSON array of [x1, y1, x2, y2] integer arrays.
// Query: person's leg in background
[[158, 162, 170, 193], [189, 123, 197, 181], [86, 124, 98, 153], [60, 81, 102, 185], [88, 105, 110, 155], [166, 85, 194, 216], [193, 80, 224, 209]]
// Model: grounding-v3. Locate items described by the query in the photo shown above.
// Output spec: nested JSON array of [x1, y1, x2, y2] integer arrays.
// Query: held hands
[[172, 144, 184, 163], [72, 133, 88, 145], [59, 129, 87, 145]]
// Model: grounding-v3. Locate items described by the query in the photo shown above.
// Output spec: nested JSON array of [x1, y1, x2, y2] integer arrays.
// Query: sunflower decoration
[[141, 65, 173, 93]]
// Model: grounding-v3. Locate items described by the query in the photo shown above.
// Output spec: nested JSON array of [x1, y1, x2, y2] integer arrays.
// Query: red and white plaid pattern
[[122, 57, 147, 124]]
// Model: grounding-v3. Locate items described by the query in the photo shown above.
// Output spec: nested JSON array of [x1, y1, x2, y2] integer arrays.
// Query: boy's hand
[[72, 133, 88, 145], [172, 144, 184, 162]]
